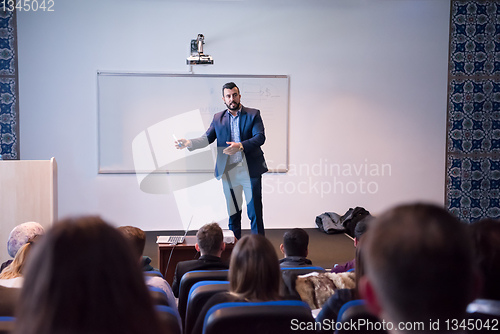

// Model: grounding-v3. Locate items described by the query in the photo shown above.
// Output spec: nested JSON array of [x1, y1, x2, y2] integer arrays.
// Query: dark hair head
[[14, 216, 163, 334], [354, 215, 372, 241], [222, 82, 239, 96], [229, 234, 280, 301], [117, 226, 146, 258], [363, 203, 475, 323], [469, 218, 500, 300], [196, 222, 223, 256], [283, 228, 309, 257]]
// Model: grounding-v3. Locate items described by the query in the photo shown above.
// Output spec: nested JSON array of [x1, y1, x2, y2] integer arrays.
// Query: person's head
[[117, 226, 146, 259], [353, 215, 372, 247], [14, 216, 163, 334], [469, 218, 500, 300], [222, 82, 241, 112], [229, 234, 280, 301], [360, 203, 476, 327], [7, 221, 44, 258], [280, 228, 309, 258], [195, 222, 225, 257], [0, 235, 39, 279]]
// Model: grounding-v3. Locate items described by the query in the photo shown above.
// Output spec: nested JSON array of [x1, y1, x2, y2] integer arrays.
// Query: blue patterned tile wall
[[0, 9, 17, 159], [450, 2, 500, 76], [447, 155, 500, 222], [447, 1, 500, 222]]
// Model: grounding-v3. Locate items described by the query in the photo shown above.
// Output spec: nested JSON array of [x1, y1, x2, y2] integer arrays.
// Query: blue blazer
[[189, 106, 268, 179]]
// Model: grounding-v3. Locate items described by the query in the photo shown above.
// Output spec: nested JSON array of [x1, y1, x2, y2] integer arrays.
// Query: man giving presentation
[[175, 82, 267, 239]]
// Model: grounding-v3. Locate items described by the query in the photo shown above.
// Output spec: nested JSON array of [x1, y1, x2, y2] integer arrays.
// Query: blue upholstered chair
[[144, 270, 164, 279], [202, 300, 316, 334], [185, 280, 230, 334], [280, 266, 326, 275], [155, 305, 182, 334], [0, 316, 15, 334], [336, 299, 366, 323], [178, 270, 229, 325]]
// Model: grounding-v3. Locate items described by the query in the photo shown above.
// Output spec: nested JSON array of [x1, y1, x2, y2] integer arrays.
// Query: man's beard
[[226, 101, 240, 111]]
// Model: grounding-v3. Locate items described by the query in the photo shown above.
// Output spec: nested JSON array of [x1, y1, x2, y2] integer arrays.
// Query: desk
[[158, 236, 235, 285]]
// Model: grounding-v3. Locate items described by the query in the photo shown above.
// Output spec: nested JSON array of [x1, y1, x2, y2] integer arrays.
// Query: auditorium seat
[[202, 300, 316, 334], [184, 280, 230, 334], [336, 299, 366, 322], [0, 316, 15, 334], [144, 270, 164, 279], [178, 270, 229, 324], [155, 305, 181, 334], [280, 266, 326, 276], [148, 286, 170, 307]]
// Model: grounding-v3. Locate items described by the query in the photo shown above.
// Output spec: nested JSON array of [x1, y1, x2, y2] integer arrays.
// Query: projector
[[186, 34, 214, 65], [187, 54, 214, 65]]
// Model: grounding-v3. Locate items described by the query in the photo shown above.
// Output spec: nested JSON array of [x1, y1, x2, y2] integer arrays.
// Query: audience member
[[14, 216, 165, 334], [117, 225, 157, 272], [279, 228, 313, 267], [191, 234, 281, 334], [468, 218, 500, 320], [331, 216, 371, 273], [316, 237, 366, 323], [1, 221, 44, 273], [359, 203, 477, 333], [117, 225, 181, 327], [171, 222, 229, 297], [0, 236, 38, 288]]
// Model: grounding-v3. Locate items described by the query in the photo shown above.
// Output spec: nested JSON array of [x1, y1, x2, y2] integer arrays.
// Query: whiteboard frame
[[97, 72, 289, 174]]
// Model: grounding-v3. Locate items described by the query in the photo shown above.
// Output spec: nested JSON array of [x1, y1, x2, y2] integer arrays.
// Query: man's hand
[[175, 138, 191, 149], [223, 142, 242, 155]]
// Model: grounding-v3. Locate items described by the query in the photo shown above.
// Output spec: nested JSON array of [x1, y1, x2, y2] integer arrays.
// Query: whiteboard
[[97, 72, 289, 174]]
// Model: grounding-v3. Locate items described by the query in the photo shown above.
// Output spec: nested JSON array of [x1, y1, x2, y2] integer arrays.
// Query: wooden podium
[[0, 158, 58, 262], [158, 236, 235, 285]]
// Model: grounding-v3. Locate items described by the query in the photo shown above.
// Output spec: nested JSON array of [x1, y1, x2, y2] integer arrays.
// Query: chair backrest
[[148, 286, 170, 307], [336, 299, 366, 323], [202, 300, 316, 334], [178, 270, 229, 324], [0, 316, 15, 334], [144, 270, 164, 279], [0, 287, 19, 318], [155, 305, 181, 334], [185, 281, 230, 334], [280, 266, 325, 276]]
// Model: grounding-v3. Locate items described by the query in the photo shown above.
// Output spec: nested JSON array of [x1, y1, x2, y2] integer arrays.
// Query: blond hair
[[0, 238, 36, 279]]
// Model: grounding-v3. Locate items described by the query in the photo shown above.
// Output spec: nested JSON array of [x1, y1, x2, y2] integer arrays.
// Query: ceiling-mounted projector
[[187, 34, 214, 65]]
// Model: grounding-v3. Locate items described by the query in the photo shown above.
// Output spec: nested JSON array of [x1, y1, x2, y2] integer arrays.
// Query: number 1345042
[[2, 0, 54, 11]]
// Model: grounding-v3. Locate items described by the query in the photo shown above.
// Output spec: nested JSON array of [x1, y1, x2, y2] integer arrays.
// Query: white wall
[[17, 0, 451, 231]]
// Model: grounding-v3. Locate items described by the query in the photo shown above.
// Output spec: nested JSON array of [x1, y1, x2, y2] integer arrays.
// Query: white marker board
[[97, 72, 289, 174]]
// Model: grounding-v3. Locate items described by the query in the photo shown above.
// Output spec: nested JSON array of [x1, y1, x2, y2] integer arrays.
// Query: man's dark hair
[[364, 203, 475, 324], [117, 226, 146, 258], [283, 228, 309, 257], [470, 218, 500, 300], [354, 216, 373, 241], [222, 82, 239, 95], [196, 223, 223, 256]]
